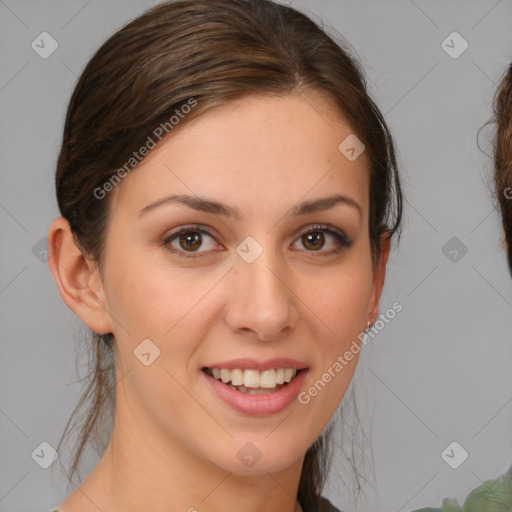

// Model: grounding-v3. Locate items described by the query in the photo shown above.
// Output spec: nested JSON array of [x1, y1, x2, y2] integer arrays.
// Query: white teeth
[[243, 369, 260, 388], [230, 368, 244, 386], [284, 368, 295, 383], [260, 369, 276, 388], [207, 367, 299, 388]]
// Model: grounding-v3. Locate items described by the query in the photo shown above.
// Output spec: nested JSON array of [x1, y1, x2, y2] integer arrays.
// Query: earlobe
[[368, 232, 391, 322], [47, 216, 112, 334]]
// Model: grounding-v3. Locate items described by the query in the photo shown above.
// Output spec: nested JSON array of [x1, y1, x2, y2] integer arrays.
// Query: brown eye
[[302, 231, 325, 251], [291, 225, 352, 256], [178, 232, 203, 251], [162, 225, 220, 258]]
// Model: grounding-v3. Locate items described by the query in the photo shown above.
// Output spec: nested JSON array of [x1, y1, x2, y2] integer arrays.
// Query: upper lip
[[202, 358, 309, 371]]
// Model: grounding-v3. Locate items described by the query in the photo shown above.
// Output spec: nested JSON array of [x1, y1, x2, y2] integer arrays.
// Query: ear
[[368, 231, 391, 323], [47, 216, 113, 334]]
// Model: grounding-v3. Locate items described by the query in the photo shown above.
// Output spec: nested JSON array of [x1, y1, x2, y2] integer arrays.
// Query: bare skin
[[48, 88, 390, 512]]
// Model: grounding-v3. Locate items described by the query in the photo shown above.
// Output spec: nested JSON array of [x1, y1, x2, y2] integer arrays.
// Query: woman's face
[[82, 89, 388, 475]]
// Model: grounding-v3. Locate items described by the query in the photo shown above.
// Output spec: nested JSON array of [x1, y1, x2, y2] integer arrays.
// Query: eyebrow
[[137, 193, 362, 219]]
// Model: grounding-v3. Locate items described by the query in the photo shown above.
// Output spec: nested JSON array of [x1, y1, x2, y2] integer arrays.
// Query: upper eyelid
[[296, 223, 347, 238], [163, 224, 219, 243], [163, 223, 347, 240]]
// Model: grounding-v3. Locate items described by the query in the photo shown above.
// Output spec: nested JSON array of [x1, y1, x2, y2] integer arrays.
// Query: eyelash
[[161, 223, 352, 259]]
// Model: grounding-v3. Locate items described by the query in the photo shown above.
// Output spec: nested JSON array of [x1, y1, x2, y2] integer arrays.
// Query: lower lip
[[200, 369, 309, 416]]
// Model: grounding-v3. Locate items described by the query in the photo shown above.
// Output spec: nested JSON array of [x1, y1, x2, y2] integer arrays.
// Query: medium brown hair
[[492, 63, 512, 272], [52, 0, 403, 508]]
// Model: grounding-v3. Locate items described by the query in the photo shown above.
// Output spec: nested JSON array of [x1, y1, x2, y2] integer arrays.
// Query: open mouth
[[201, 367, 305, 395]]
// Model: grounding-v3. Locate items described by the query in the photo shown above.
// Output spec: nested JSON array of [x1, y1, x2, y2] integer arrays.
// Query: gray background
[[1, 0, 512, 511]]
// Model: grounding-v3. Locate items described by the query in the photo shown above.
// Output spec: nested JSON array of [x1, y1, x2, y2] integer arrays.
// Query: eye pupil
[[303, 232, 324, 251], [180, 232, 202, 251]]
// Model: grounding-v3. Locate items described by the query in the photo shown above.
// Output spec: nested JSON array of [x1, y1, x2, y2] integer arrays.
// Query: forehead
[[110, 89, 370, 218]]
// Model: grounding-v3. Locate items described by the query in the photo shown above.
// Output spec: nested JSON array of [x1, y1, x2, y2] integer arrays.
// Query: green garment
[[411, 465, 512, 512]]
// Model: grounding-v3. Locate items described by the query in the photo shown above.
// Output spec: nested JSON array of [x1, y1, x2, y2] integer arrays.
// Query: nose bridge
[[226, 237, 298, 340]]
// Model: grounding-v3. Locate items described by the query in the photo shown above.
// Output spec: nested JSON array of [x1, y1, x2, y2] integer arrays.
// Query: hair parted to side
[[52, 0, 403, 508], [492, 63, 512, 273]]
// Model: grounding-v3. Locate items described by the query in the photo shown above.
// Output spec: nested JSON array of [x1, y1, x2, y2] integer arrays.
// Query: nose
[[224, 249, 299, 342]]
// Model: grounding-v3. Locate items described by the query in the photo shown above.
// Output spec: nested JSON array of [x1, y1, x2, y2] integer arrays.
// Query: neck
[[60, 384, 306, 512]]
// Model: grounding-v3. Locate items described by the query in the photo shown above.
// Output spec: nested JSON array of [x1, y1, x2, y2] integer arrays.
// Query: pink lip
[[202, 358, 309, 371], [200, 367, 309, 416]]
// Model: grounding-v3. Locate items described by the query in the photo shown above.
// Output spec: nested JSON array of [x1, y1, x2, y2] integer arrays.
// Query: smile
[[202, 367, 302, 394], [200, 365, 309, 416]]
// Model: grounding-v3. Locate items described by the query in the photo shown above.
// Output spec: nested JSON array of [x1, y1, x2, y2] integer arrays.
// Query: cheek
[[106, 238, 206, 322], [304, 265, 374, 335], [103, 248, 184, 344]]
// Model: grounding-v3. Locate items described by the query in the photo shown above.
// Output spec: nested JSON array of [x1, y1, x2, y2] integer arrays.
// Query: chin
[[203, 435, 309, 475]]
